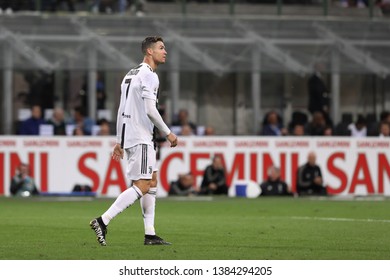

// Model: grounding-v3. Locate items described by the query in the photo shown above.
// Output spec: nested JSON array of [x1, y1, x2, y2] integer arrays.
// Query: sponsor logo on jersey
[[122, 112, 131, 119]]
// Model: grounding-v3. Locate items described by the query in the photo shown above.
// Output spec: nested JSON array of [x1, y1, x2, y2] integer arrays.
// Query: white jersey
[[116, 63, 159, 149]]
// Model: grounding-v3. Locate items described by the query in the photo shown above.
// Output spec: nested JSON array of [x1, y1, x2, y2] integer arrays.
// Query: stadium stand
[[0, 1, 389, 135]]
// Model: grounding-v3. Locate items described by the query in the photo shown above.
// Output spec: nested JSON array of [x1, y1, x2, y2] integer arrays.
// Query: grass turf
[[1, 196, 390, 260]]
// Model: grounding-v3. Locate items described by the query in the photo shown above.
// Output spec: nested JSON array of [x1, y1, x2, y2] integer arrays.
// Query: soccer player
[[90, 36, 178, 246]]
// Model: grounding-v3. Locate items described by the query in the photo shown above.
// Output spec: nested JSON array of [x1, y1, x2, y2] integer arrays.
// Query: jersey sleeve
[[144, 98, 171, 136], [140, 71, 158, 101]]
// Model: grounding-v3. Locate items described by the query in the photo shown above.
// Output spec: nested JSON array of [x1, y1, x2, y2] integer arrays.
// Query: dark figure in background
[[305, 111, 327, 136], [308, 63, 330, 118], [71, 106, 95, 135], [97, 118, 111, 136], [348, 115, 367, 137], [79, 72, 106, 115], [260, 166, 291, 196], [200, 155, 228, 195], [10, 163, 40, 197], [179, 124, 195, 136], [41, 0, 75, 12], [73, 126, 85, 136], [380, 110, 390, 124], [24, 71, 55, 112], [0, 0, 15, 13], [169, 173, 198, 196], [18, 105, 45, 135], [73, 184, 92, 192], [96, 75, 106, 110], [378, 121, 390, 137], [291, 123, 306, 136], [261, 110, 287, 136], [296, 152, 327, 196], [172, 109, 197, 135], [204, 126, 215, 136], [46, 107, 67, 135]]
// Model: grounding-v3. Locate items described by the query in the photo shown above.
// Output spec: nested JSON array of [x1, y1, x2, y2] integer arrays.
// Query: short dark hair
[[141, 36, 163, 55], [74, 106, 86, 117]]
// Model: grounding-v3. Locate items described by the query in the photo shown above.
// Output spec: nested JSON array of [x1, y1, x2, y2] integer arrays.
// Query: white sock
[[101, 185, 142, 226], [140, 187, 156, 235]]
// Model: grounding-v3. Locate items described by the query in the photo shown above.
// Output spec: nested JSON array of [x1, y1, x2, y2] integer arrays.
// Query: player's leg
[[140, 171, 158, 236], [100, 185, 143, 226], [90, 144, 149, 246], [139, 150, 171, 245], [91, 185, 144, 246], [100, 145, 148, 224], [141, 175, 171, 245]]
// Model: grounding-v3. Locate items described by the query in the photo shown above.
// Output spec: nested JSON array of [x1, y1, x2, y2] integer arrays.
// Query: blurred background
[[1, 0, 390, 137]]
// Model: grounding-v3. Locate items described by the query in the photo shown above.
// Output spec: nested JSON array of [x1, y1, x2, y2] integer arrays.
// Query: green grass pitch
[[1, 196, 390, 260]]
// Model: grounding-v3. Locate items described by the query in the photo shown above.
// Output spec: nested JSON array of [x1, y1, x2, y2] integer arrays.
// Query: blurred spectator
[[172, 109, 197, 135], [366, 113, 378, 136], [291, 123, 306, 136], [72, 184, 92, 192], [46, 107, 67, 135], [17, 0, 35, 11], [339, 0, 365, 7], [79, 72, 106, 115], [288, 111, 308, 134], [380, 110, 390, 123], [199, 155, 228, 195], [334, 113, 353, 136], [169, 173, 198, 196], [0, 0, 13, 14], [73, 126, 85, 136], [71, 106, 95, 135], [324, 125, 333, 136], [307, 62, 330, 117], [18, 105, 45, 135], [97, 118, 111, 136], [378, 110, 390, 135], [296, 152, 327, 196], [261, 110, 287, 136], [130, 0, 146, 16], [96, 73, 107, 111], [305, 111, 327, 136], [204, 126, 215, 136], [259, 166, 291, 196], [180, 124, 194, 136], [91, 0, 128, 14], [10, 163, 39, 197], [378, 121, 390, 137], [44, 0, 76, 12], [24, 71, 55, 113], [378, 0, 390, 15], [348, 115, 367, 137], [90, 0, 99, 13]]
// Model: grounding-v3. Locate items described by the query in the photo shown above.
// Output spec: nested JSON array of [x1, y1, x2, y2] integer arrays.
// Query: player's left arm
[[142, 74, 177, 147], [144, 98, 177, 148]]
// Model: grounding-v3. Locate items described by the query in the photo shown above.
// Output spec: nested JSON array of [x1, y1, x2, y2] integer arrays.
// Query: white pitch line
[[290, 216, 390, 223]]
